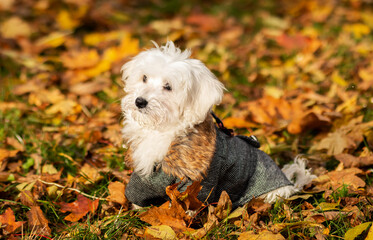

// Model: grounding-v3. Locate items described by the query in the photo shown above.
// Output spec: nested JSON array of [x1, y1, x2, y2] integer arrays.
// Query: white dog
[[121, 41, 315, 208]]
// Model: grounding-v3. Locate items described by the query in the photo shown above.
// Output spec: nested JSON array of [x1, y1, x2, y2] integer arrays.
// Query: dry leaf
[[56, 194, 99, 222], [344, 222, 372, 240], [335, 153, 373, 168], [61, 49, 100, 69], [0, 16, 31, 39], [0, 208, 25, 234], [106, 181, 127, 206], [238, 230, 285, 240], [0, 149, 19, 162], [313, 168, 365, 191], [144, 225, 177, 240], [79, 163, 103, 184], [26, 206, 51, 236]]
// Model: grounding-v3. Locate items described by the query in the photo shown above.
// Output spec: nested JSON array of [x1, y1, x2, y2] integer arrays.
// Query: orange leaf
[[56, 194, 99, 222], [0, 208, 25, 234], [107, 181, 128, 206], [139, 182, 203, 232], [0, 149, 19, 162], [223, 117, 256, 129]]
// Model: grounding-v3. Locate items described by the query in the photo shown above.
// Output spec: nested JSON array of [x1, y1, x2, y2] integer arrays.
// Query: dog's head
[[121, 41, 224, 130]]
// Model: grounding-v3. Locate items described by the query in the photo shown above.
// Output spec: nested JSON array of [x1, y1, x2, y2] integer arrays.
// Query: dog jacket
[[125, 128, 293, 208]]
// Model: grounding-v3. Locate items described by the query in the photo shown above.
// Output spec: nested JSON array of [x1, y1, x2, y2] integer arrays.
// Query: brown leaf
[[0, 208, 25, 234], [214, 191, 232, 220], [20, 190, 37, 207], [186, 14, 221, 32], [335, 153, 373, 168], [6, 137, 25, 152], [106, 181, 128, 206], [56, 194, 99, 222], [313, 168, 365, 191], [26, 206, 51, 236], [191, 211, 218, 239], [69, 78, 111, 95], [288, 111, 331, 134]]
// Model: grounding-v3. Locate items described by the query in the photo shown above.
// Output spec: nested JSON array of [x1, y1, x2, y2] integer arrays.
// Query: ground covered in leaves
[[1, 0, 373, 239]]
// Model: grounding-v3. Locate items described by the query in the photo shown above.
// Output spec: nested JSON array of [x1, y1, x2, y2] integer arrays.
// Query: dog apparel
[[125, 126, 293, 209]]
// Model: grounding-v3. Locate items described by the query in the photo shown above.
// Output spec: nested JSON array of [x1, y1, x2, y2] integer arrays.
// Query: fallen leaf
[[44, 99, 81, 116], [69, 78, 111, 95], [313, 130, 356, 155], [61, 49, 100, 69], [26, 206, 51, 236], [345, 222, 372, 240], [335, 153, 373, 168], [223, 117, 256, 129], [106, 181, 127, 206], [79, 163, 103, 184], [0, 16, 31, 39], [56, 194, 99, 222], [214, 191, 232, 220], [343, 23, 371, 39], [313, 168, 365, 191], [238, 230, 285, 240], [144, 225, 177, 240], [139, 182, 203, 232], [276, 34, 311, 52], [0, 149, 19, 162], [6, 137, 25, 152], [57, 10, 79, 30], [0, 208, 25, 234], [186, 14, 221, 32]]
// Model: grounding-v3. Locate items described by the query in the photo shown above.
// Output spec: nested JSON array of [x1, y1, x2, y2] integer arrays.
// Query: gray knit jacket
[[125, 128, 292, 208]]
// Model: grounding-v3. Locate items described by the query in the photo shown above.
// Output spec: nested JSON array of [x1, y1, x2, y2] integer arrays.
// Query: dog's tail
[[263, 156, 316, 203], [282, 156, 316, 191]]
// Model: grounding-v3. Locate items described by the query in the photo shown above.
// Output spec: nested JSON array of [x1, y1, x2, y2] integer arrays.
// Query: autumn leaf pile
[[1, 0, 373, 239]]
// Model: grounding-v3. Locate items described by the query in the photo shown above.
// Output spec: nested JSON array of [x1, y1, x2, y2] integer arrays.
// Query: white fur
[[121, 41, 225, 176], [261, 156, 316, 203]]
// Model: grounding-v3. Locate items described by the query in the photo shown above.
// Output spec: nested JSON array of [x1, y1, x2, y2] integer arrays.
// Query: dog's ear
[[184, 59, 225, 124]]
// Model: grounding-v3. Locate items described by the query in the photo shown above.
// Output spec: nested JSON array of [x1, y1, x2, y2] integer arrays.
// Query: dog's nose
[[135, 97, 148, 109]]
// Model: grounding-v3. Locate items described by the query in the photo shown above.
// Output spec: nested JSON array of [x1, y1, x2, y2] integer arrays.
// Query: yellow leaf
[[35, 31, 71, 48], [316, 202, 339, 211], [42, 164, 58, 175], [0, 16, 31, 39], [358, 68, 373, 82], [45, 99, 81, 116], [145, 225, 177, 240], [345, 222, 372, 240], [343, 23, 371, 39], [79, 163, 103, 184], [331, 71, 348, 87], [84, 31, 122, 46], [238, 230, 285, 240], [61, 49, 100, 69], [57, 10, 79, 30]]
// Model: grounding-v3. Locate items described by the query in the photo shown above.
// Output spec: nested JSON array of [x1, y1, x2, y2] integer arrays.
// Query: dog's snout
[[135, 97, 148, 109]]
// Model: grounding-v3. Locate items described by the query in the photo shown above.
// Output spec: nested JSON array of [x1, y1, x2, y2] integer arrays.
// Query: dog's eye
[[143, 75, 147, 83], [163, 83, 172, 91]]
